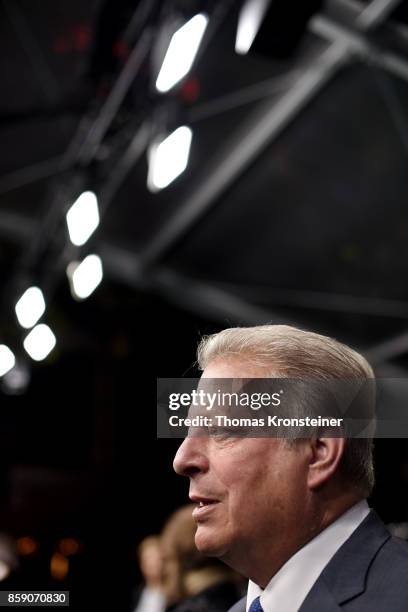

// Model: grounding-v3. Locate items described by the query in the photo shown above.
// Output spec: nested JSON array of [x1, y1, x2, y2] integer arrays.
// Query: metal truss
[[138, 0, 408, 271], [1, 0, 408, 365]]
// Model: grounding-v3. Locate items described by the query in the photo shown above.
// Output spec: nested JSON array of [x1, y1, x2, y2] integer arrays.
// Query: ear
[[307, 437, 346, 490]]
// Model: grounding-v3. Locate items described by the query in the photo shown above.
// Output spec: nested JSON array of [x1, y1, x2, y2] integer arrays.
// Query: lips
[[190, 495, 219, 520]]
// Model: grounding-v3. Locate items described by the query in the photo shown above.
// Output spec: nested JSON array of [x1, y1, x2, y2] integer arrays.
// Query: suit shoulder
[[364, 535, 408, 596], [378, 534, 408, 565], [343, 536, 408, 611]]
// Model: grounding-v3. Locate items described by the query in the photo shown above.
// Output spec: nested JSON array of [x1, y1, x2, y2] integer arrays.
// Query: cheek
[[210, 441, 303, 506], [230, 453, 299, 514], [224, 462, 278, 512]]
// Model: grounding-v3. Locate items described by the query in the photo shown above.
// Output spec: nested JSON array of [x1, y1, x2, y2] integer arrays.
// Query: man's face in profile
[[173, 357, 309, 570]]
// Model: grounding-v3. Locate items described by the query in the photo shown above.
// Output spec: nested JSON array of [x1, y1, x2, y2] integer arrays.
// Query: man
[[173, 324, 408, 611]]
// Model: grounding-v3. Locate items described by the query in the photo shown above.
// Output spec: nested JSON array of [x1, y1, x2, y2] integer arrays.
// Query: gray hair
[[197, 324, 375, 495]]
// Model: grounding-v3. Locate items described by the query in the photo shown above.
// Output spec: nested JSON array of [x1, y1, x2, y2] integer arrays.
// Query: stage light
[[236, 0, 324, 59], [50, 553, 69, 581], [58, 538, 80, 556], [0, 345, 15, 377], [23, 324, 56, 362], [235, 0, 271, 54], [17, 537, 39, 557], [156, 13, 208, 93], [147, 126, 192, 191], [68, 254, 103, 300], [66, 191, 100, 246], [15, 287, 46, 329], [2, 362, 30, 395]]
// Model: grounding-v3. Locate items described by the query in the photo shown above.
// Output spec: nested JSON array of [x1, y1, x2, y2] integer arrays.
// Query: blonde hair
[[160, 505, 234, 603], [197, 324, 375, 495]]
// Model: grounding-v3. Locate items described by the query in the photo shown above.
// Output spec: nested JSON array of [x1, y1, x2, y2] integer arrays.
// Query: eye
[[208, 425, 247, 438], [208, 425, 229, 438]]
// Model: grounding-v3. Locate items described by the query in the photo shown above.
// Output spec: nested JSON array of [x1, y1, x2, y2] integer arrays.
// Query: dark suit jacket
[[228, 511, 408, 611], [168, 580, 242, 612]]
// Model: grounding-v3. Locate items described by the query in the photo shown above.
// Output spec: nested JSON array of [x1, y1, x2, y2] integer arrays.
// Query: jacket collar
[[300, 511, 390, 610]]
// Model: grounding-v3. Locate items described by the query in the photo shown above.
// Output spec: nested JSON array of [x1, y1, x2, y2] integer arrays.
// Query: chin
[[195, 526, 228, 558]]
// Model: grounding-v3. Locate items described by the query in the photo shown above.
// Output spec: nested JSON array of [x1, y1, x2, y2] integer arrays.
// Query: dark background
[[1, 0, 408, 609]]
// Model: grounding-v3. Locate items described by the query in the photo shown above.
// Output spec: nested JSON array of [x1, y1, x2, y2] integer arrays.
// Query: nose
[[173, 436, 209, 477]]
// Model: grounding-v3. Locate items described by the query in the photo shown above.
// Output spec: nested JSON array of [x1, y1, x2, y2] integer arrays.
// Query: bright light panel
[[70, 254, 103, 300], [0, 345, 15, 377], [147, 126, 192, 191], [66, 191, 100, 247], [156, 13, 208, 93], [23, 324, 56, 362], [15, 286, 46, 329], [235, 0, 270, 55]]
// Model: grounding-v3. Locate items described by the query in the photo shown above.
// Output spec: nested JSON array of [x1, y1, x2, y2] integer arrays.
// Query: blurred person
[[173, 325, 408, 612], [161, 505, 243, 612], [0, 534, 18, 585], [133, 536, 166, 612]]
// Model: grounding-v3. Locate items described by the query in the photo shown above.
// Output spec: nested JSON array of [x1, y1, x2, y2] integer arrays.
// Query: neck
[[224, 492, 365, 588]]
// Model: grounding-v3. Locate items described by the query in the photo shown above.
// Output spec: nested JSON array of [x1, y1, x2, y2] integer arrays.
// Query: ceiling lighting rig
[[0, 0, 222, 389]]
